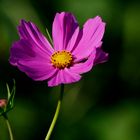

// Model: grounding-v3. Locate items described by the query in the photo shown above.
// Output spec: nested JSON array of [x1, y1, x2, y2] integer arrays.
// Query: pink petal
[[70, 43, 108, 74], [9, 39, 56, 81], [52, 12, 78, 51], [48, 68, 81, 87], [66, 27, 81, 52], [18, 60, 57, 81], [94, 47, 109, 65], [10, 39, 50, 66], [18, 20, 54, 55], [69, 50, 96, 74], [72, 16, 105, 60]]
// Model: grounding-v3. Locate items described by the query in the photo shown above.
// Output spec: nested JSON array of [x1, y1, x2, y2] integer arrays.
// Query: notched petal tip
[[19, 19, 25, 25], [94, 15, 106, 23], [56, 11, 72, 15], [18, 19, 30, 29], [94, 15, 102, 21], [20, 19, 32, 25]]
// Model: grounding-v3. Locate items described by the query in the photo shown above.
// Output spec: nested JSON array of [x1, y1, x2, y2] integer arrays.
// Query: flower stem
[[45, 84, 64, 140], [3, 114, 14, 140]]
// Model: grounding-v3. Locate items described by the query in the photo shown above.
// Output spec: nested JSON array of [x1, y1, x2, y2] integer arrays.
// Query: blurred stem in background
[[3, 114, 14, 140], [45, 84, 64, 140]]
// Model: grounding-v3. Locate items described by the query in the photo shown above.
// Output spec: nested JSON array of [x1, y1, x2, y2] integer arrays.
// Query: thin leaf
[[6, 83, 11, 100], [46, 28, 53, 46]]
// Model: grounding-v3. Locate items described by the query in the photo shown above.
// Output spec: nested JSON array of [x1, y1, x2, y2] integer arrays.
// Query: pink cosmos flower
[[9, 12, 108, 87]]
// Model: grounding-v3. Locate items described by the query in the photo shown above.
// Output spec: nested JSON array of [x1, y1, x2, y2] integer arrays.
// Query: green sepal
[[0, 80, 16, 117], [0, 107, 4, 116], [6, 80, 16, 112]]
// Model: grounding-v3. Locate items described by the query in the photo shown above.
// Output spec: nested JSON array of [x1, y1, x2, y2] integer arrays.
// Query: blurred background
[[0, 0, 140, 139]]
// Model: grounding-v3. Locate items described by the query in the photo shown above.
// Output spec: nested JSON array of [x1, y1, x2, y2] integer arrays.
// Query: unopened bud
[[0, 99, 7, 108]]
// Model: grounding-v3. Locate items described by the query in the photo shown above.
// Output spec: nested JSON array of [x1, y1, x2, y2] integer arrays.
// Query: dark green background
[[0, 0, 140, 139]]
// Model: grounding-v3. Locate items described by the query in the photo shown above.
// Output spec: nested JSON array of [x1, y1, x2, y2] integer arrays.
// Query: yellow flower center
[[51, 50, 73, 69]]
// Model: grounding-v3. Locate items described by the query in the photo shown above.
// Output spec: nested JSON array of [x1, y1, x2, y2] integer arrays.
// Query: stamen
[[51, 50, 73, 69]]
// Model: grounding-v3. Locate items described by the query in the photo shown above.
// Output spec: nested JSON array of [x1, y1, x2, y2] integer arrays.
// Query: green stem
[[3, 114, 14, 140], [45, 84, 64, 140]]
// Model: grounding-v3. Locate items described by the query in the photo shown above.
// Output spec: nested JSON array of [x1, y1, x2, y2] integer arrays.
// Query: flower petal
[[52, 12, 78, 51], [70, 42, 108, 74], [70, 50, 96, 74], [10, 39, 50, 66], [9, 39, 56, 81], [94, 46, 109, 65], [18, 60, 57, 81], [72, 16, 105, 60], [66, 27, 82, 52], [48, 68, 81, 87], [18, 20, 54, 55]]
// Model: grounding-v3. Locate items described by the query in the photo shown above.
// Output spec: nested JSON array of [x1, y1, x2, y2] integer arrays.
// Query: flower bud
[[0, 99, 7, 109]]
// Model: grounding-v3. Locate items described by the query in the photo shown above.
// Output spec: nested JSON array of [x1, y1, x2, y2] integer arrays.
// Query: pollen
[[51, 50, 73, 69]]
